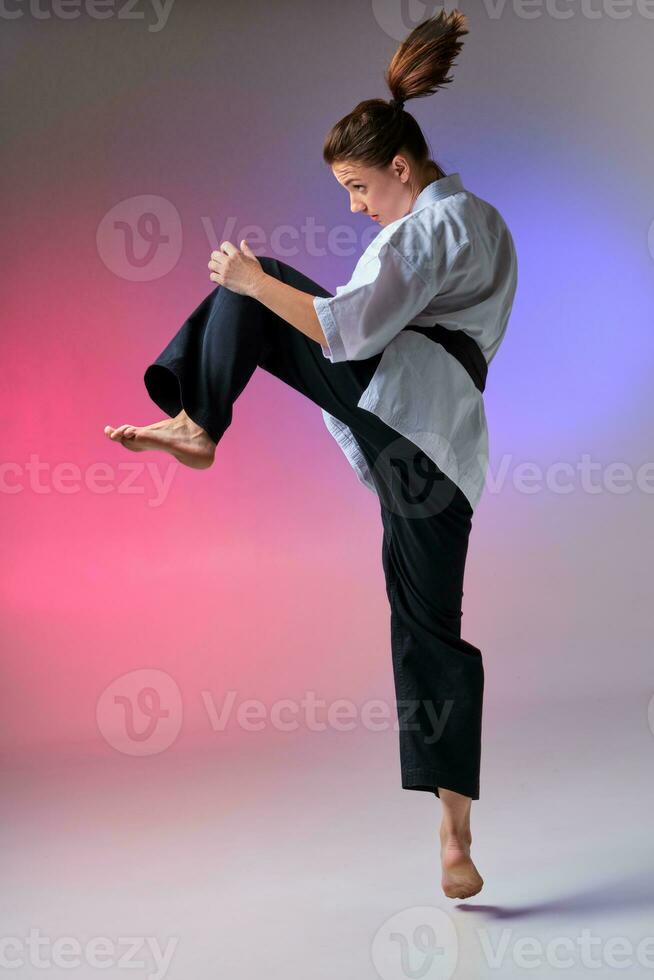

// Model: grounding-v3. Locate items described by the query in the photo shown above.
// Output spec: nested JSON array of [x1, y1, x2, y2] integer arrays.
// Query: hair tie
[[389, 97, 405, 112]]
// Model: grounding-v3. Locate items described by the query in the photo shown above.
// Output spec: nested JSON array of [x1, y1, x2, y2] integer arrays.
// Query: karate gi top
[[313, 172, 518, 512]]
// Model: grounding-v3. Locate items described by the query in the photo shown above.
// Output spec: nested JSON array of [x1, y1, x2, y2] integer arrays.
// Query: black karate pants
[[143, 257, 484, 800]]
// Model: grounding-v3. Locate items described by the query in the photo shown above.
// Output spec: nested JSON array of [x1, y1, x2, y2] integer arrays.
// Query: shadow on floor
[[453, 868, 654, 919]]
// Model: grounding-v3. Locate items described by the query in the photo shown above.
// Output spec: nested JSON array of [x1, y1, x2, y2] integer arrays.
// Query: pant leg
[[347, 428, 484, 800]]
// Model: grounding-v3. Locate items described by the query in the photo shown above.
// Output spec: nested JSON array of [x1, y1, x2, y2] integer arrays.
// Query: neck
[[408, 163, 446, 210], [421, 161, 446, 186]]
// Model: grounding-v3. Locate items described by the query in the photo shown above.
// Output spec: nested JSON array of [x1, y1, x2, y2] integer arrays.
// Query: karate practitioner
[[104, 9, 518, 899]]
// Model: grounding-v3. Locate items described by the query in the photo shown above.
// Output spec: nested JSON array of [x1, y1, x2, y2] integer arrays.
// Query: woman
[[104, 9, 517, 900]]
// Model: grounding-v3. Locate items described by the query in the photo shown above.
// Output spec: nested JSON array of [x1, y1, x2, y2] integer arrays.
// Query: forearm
[[251, 272, 328, 348]]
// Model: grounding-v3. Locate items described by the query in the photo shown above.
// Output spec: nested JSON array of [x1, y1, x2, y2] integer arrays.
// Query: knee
[[257, 255, 280, 275], [257, 255, 300, 278]]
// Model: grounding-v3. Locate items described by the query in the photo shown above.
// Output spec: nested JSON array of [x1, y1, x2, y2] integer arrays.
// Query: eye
[[353, 185, 365, 191]]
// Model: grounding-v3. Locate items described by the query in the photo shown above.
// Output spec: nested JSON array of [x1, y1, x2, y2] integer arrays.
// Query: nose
[[351, 199, 365, 214]]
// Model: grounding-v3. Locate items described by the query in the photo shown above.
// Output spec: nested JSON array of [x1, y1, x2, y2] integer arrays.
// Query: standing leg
[[344, 427, 484, 898]]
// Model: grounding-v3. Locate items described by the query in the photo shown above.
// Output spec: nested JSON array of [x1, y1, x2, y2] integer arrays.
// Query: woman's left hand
[[208, 240, 264, 296]]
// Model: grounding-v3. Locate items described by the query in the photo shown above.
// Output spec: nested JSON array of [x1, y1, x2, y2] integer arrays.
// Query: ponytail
[[322, 9, 468, 171]]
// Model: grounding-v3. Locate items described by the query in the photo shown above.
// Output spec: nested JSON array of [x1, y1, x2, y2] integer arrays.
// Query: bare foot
[[103, 411, 216, 469], [440, 829, 484, 900]]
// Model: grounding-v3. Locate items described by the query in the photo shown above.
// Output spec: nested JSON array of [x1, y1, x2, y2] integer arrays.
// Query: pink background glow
[[2, 2, 652, 767]]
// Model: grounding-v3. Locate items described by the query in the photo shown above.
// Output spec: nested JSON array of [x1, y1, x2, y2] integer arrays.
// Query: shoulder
[[381, 202, 471, 280], [455, 189, 514, 240]]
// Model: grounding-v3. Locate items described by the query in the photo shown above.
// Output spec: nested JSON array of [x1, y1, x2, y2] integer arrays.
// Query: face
[[331, 157, 419, 227]]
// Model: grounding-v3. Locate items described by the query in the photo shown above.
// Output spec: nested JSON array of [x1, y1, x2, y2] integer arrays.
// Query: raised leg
[[105, 255, 383, 464], [139, 256, 384, 445]]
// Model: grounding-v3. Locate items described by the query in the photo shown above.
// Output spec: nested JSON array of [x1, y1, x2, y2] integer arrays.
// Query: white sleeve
[[313, 239, 444, 363]]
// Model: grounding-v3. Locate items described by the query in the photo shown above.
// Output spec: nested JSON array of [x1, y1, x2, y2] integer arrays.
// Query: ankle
[[181, 415, 209, 438], [177, 409, 200, 430], [440, 826, 472, 847]]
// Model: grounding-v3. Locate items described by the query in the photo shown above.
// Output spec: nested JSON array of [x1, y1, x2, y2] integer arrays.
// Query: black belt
[[400, 323, 487, 393]]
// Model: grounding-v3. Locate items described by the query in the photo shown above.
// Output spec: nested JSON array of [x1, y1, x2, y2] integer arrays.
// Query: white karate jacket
[[313, 172, 518, 511]]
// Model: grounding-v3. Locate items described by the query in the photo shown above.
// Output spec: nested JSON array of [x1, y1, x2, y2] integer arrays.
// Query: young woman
[[104, 10, 517, 900]]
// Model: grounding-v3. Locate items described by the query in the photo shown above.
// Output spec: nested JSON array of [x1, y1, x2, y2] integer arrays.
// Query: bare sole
[[103, 423, 215, 470]]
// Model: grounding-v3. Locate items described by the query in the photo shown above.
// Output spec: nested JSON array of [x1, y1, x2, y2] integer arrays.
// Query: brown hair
[[322, 9, 468, 177]]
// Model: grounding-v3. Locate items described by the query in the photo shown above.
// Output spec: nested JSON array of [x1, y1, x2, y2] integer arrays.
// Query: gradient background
[[2, 2, 654, 978]]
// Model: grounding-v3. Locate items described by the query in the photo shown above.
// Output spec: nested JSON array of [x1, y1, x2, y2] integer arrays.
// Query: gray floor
[[3, 690, 653, 979]]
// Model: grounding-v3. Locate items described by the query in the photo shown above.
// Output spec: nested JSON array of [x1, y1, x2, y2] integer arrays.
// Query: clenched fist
[[208, 240, 264, 296]]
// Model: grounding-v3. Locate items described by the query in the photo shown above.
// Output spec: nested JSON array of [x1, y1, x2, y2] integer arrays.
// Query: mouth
[[370, 214, 380, 221]]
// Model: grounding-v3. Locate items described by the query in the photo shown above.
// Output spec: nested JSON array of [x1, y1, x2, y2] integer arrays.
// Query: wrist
[[250, 269, 269, 301]]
